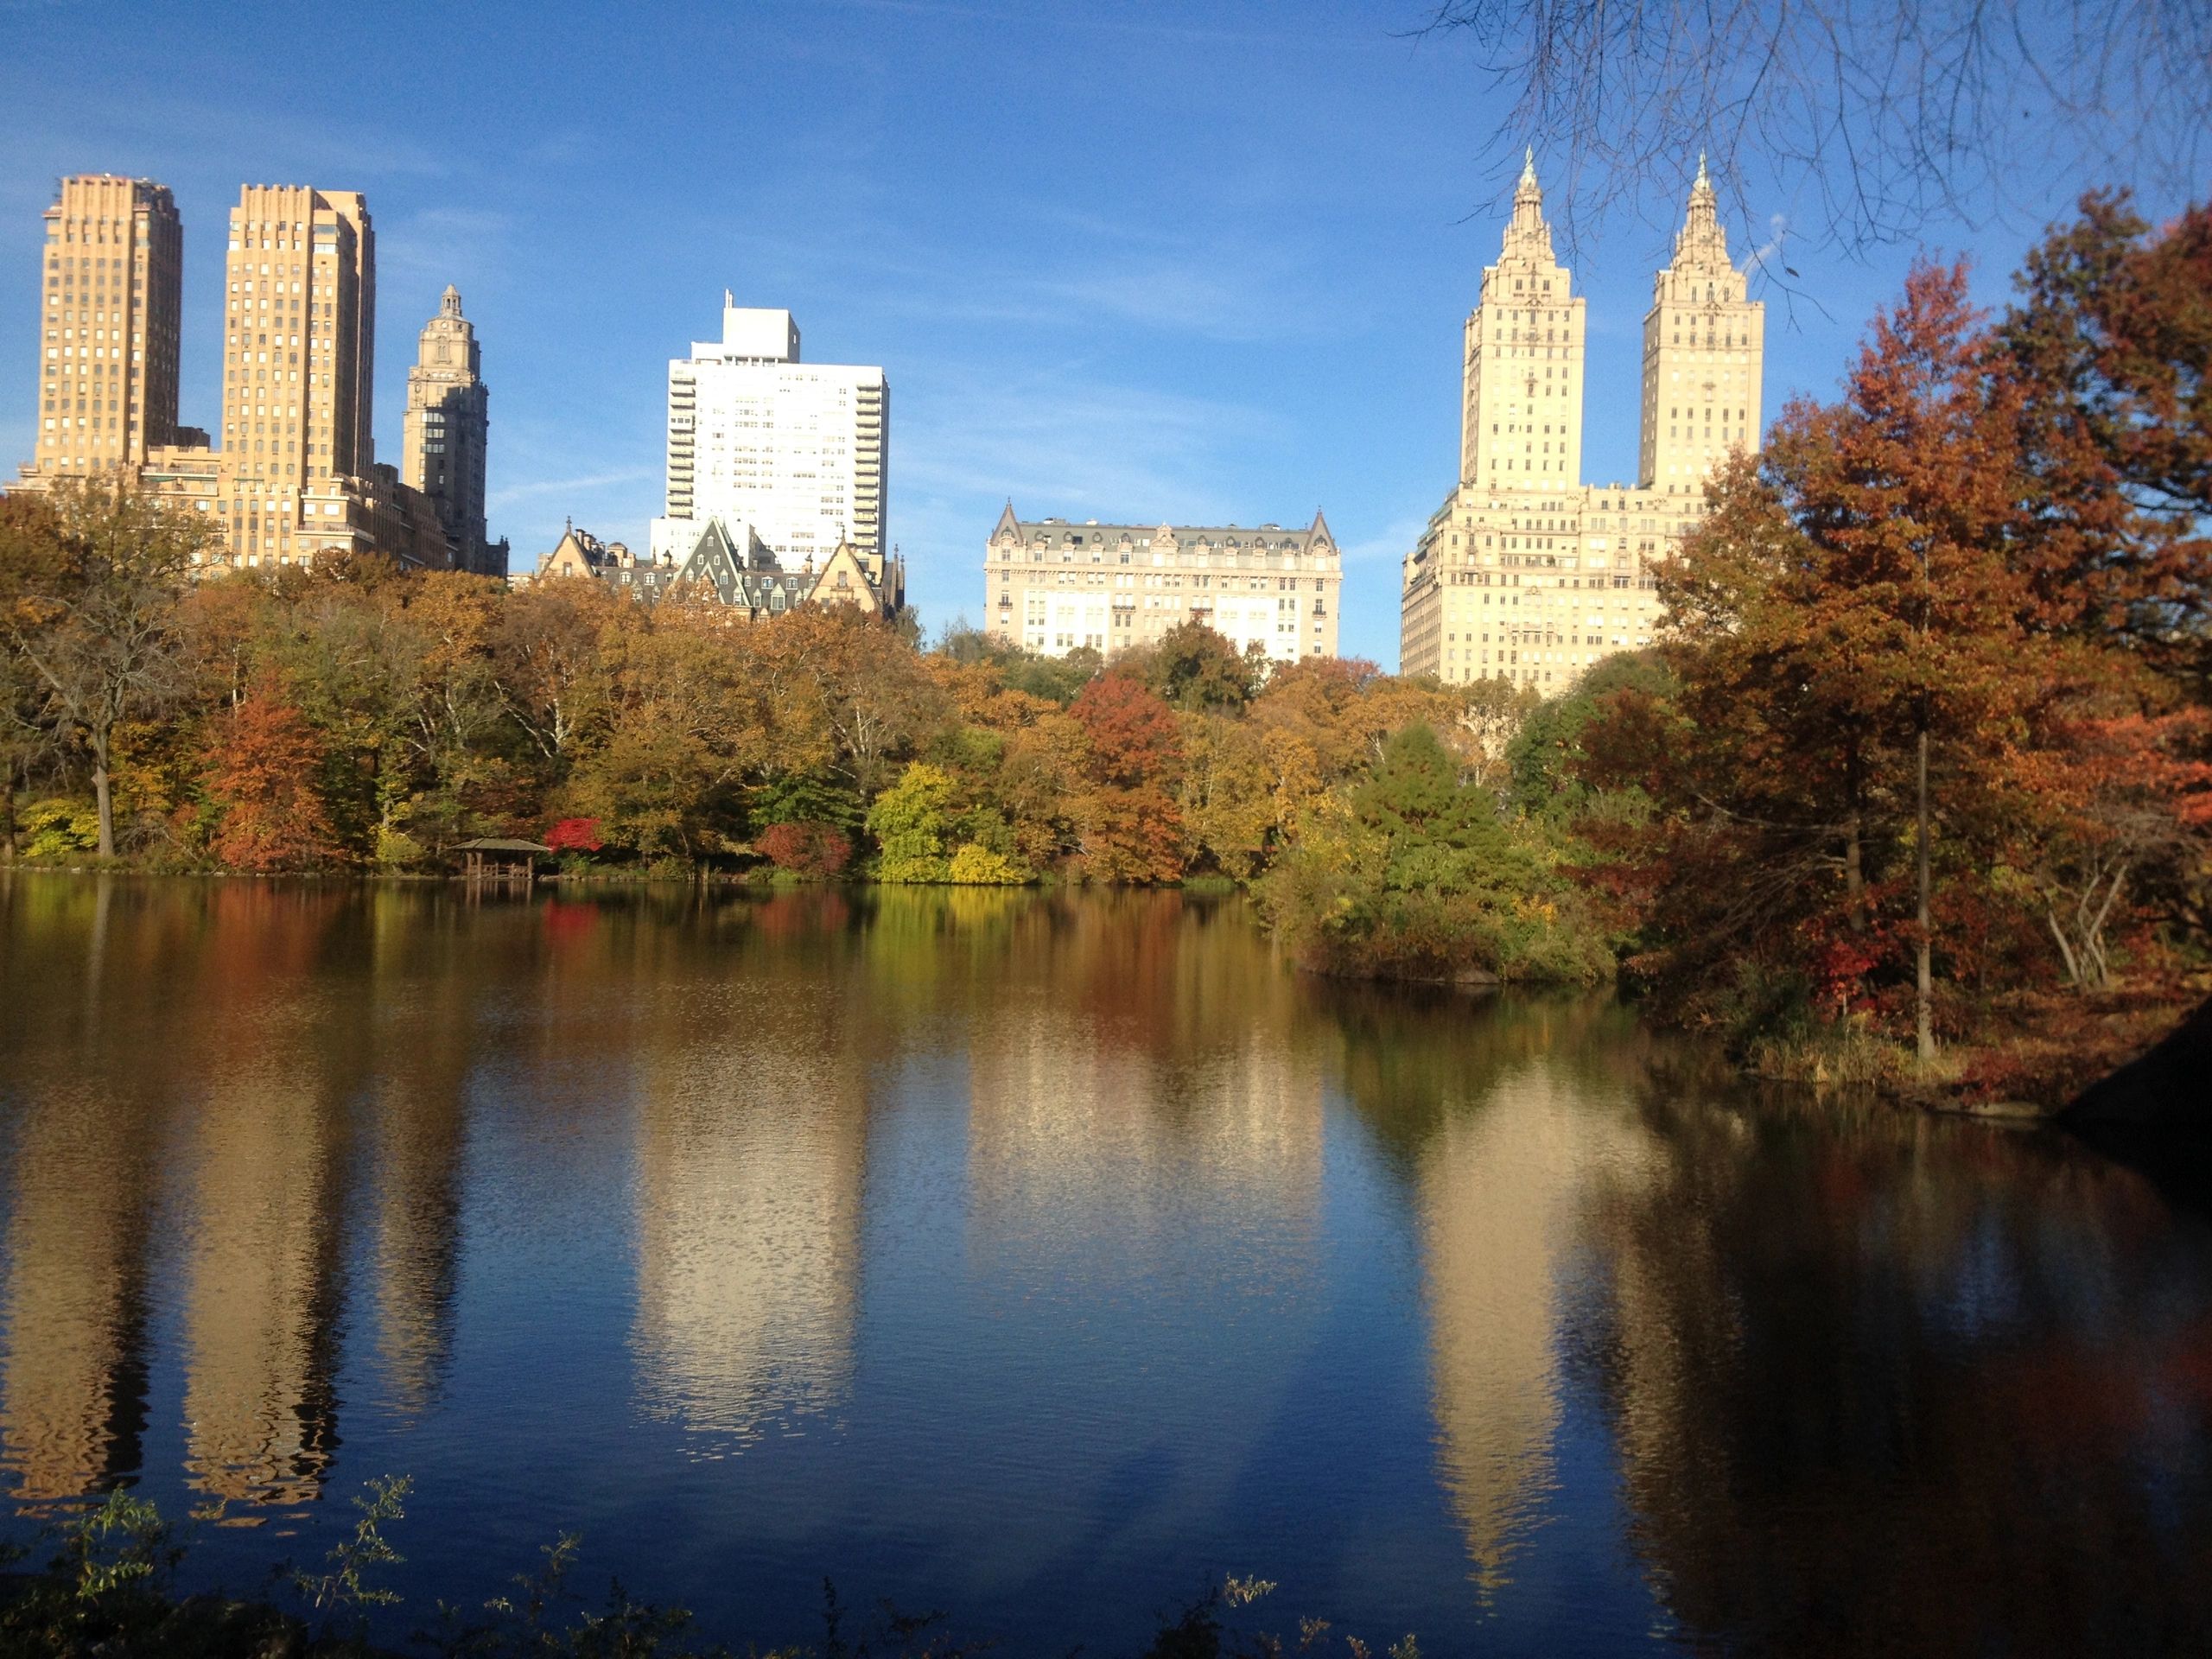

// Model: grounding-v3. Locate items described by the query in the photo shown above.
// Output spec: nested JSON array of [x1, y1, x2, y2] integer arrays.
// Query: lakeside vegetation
[[0, 193, 2204, 1102], [0, 1484, 1416, 1659]]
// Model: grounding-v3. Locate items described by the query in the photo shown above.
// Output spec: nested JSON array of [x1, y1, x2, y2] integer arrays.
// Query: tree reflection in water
[[1584, 1088, 2212, 1654], [0, 879, 2206, 1654]]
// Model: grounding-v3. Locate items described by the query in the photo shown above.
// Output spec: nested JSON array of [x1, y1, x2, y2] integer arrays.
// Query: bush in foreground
[[0, 1487, 1421, 1659]]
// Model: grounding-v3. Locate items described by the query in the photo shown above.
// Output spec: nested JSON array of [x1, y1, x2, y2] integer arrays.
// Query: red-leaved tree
[[205, 690, 340, 872], [1068, 671, 1185, 883], [546, 816, 605, 853], [755, 819, 854, 877]]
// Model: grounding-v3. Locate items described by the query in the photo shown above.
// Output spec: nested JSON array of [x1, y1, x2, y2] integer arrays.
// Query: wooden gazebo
[[453, 837, 551, 888]]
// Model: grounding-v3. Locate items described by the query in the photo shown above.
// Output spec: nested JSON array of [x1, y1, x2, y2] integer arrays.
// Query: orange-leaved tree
[[205, 685, 340, 871], [1068, 670, 1185, 883], [1626, 263, 2053, 1056]]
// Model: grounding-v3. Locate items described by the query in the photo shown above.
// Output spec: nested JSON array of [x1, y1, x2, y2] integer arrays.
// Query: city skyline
[[2, 1, 2195, 665]]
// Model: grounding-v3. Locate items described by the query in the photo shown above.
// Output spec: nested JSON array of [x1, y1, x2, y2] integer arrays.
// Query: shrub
[[947, 842, 1027, 885], [757, 819, 855, 877], [21, 798, 100, 861], [546, 817, 605, 854], [868, 763, 957, 882]]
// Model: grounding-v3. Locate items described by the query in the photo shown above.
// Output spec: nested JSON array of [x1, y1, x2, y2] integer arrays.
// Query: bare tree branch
[[1413, 0, 2212, 264]]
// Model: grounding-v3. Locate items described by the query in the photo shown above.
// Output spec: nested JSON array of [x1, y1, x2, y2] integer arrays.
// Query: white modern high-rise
[[654, 296, 887, 568]]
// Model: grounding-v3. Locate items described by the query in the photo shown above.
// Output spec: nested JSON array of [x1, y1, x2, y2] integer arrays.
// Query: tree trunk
[[1916, 725, 1934, 1063], [0, 751, 15, 864], [1842, 747, 1866, 931], [91, 729, 116, 860], [1845, 810, 1865, 929]]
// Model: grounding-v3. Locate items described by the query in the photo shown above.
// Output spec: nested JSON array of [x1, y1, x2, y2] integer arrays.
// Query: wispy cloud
[[377, 205, 517, 296], [1742, 213, 1792, 278], [488, 466, 658, 511], [1341, 512, 1425, 567], [896, 365, 1287, 520]]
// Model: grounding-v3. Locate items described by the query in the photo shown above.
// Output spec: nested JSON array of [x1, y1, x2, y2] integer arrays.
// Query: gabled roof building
[[528, 513, 903, 622]]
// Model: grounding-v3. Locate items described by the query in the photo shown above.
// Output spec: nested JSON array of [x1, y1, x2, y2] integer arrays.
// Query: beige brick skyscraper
[[1402, 158, 1765, 690], [1459, 150, 1587, 493], [1639, 156, 1764, 493], [31, 175, 182, 472], [401, 285, 489, 557], [220, 186, 374, 494]]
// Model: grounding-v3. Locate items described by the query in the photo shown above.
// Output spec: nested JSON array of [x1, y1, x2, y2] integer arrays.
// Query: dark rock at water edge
[[2063, 994, 2212, 1136]]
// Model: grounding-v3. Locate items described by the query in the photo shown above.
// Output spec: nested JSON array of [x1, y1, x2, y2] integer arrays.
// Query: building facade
[[530, 517, 904, 621], [983, 506, 1340, 663], [14, 178, 498, 575], [30, 175, 183, 473], [400, 284, 496, 569], [657, 296, 887, 569], [1402, 155, 1764, 689]]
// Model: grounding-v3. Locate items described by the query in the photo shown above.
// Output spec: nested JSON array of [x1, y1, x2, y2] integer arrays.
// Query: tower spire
[[1668, 150, 1728, 273], [1502, 146, 1554, 264]]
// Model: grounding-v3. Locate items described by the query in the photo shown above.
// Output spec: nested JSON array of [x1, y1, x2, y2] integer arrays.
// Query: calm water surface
[[2, 877, 2209, 1655]]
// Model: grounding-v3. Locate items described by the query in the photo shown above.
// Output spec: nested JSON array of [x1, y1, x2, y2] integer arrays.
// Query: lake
[[2, 876, 2209, 1655]]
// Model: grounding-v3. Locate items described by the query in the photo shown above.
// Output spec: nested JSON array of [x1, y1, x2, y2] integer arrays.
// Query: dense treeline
[[0, 483, 1620, 977], [1, 193, 2205, 1086], [1542, 194, 2212, 1090]]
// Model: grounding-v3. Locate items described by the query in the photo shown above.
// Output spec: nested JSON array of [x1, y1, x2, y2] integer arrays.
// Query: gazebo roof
[[453, 837, 553, 854]]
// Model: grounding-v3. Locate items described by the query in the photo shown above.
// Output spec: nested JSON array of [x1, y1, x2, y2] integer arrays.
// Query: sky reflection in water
[[1, 877, 2209, 1655]]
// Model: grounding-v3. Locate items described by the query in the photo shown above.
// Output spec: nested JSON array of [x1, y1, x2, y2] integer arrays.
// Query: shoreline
[[7, 863, 2201, 1128]]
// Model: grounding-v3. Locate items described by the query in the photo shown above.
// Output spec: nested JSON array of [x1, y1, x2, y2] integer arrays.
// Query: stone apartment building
[[982, 506, 1340, 664], [1401, 154, 1764, 689], [530, 516, 903, 622]]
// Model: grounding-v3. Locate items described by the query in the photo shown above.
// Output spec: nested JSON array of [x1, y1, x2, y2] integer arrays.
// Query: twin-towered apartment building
[[993, 155, 1764, 683], [1397, 154, 1764, 688], [16, 174, 505, 575]]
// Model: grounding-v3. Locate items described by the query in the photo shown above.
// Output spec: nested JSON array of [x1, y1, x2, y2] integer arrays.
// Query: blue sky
[[1, 0, 2192, 665]]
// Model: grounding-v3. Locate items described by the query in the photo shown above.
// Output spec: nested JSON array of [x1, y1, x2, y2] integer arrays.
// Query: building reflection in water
[[1327, 991, 1664, 1599], [0, 1087, 158, 1505], [179, 887, 359, 1510], [5, 877, 2208, 1655], [629, 911, 871, 1452], [2, 879, 178, 1505], [963, 893, 1324, 1277], [362, 889, 479, 1418], [1415, 1067, 1654, 1596]]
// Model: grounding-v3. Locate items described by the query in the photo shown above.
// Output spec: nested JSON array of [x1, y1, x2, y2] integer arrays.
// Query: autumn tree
[[1607, 262, 2163, 1056], [565, 618, 768, 861], [490, 576, 630, 777], [2000, 192, 2212, 690], [204, 687, 340, 871], [867, 761, 958, 882], [1132, 620, 1267, 714], [1067, 671, 1185, 883], [1263, 721, 1608, 984], [1176, 714, 1277, 880], [740, 607, 946, 801], [0, 481, 210, 856]]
